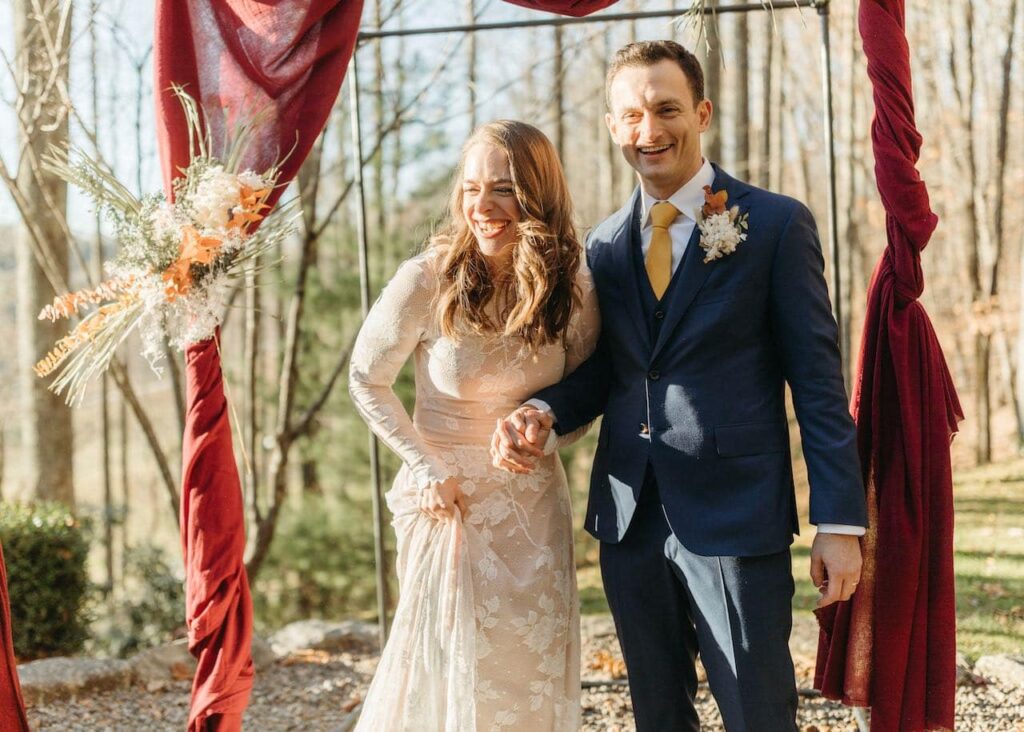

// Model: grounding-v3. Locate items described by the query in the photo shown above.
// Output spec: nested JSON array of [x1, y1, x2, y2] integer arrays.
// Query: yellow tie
[[645, 201, 680, 300]]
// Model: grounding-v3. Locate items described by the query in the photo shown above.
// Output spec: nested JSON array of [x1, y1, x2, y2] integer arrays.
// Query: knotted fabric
[[814, 1, 962, 730]]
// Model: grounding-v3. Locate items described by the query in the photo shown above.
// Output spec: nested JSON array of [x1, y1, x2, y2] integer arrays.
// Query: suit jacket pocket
[[714, 421, 787, 457]]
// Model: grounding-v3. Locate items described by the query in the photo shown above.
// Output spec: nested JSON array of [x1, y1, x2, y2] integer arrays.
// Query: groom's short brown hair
[[605, 40, 705, 109]]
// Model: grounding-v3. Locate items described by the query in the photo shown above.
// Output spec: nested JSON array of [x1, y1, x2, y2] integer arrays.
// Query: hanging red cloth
[[502, 0, 618, 15], [814, 1, 962, 730], [154, 2, 363, 729], [0, 542, 29, 732]]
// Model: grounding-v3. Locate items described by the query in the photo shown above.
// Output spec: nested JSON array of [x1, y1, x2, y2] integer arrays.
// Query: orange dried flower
[[239, 185, 271, 213], [179, 225, 222, 265], [34, 297, 135, 377], [701, 185, 729, 217], [38, 277, 135, 322]]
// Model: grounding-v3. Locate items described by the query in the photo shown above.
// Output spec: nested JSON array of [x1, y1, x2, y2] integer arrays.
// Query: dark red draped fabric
[[0, 543, 29, 732], [180, 331, 254, 731], [814, 1, 962, 730], [155, 2, 363, 728], [502, 0, 618, 15], [155, 1, 618, 728]]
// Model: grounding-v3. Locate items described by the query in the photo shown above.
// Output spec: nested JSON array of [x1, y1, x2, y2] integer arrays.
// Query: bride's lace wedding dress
[[348, 250, 599, 731]]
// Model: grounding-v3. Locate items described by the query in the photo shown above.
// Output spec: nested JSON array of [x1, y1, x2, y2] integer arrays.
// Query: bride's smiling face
[[461, 143, 522, 262]]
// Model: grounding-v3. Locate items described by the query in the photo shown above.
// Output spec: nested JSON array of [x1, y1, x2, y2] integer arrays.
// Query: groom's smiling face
[[606, 59, 712, 200]]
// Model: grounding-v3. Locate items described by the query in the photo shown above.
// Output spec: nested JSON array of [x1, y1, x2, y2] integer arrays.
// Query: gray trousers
[[599, 470, 799, 731]]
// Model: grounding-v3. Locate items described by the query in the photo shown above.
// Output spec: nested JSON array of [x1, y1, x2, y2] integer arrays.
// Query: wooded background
[[1, 0, 1021, 637]]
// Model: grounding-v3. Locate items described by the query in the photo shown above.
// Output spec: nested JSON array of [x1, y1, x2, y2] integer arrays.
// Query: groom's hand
[[490, 407, 553, 474], [810, 533, 863, 608]]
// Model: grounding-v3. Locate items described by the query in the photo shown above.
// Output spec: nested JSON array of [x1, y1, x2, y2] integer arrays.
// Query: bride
[[348, 119, 600, 730]]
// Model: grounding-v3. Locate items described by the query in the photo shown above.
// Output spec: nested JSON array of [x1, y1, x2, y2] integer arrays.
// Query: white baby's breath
[[696, 204, 749, 264]]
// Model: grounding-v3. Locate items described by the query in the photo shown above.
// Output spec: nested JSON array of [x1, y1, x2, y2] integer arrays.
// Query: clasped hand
[[489, 406, 553, 474], [420, 476, 466, 521]]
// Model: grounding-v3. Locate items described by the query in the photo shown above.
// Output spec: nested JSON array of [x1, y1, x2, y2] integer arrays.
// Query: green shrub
[[88, 544, 185, 658], [0, 502, 90, 660]]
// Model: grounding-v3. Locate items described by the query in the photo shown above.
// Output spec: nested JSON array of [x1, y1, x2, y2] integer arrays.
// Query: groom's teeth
[[641, 144, 671, 153]]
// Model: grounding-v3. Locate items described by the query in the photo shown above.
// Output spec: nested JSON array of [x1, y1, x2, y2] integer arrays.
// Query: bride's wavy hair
[[430, 120, 582, 350]]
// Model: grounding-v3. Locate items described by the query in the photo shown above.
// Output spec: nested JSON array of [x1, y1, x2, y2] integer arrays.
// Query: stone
[[269, 619, 379, 657], [17, 657, 133, 705], [128, 638, 196, 686], [956, 652, 986, 687], [975, 654, 1024, 689], [252, 635, 278, 670]]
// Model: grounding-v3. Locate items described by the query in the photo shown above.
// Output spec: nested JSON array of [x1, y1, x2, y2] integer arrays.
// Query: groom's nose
[[637, 111, 660, 140]]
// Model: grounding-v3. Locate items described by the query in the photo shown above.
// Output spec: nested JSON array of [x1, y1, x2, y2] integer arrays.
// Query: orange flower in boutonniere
[[694, 185, 749, 264]]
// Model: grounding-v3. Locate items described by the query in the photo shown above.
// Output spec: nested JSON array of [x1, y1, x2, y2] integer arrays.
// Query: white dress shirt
[[638, 158, 715, 277], [526, 160, 864, 537]]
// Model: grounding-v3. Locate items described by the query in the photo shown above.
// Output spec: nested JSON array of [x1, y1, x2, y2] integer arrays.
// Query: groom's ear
[[697, 99, 713, 133], [604, 111, 617, 140]]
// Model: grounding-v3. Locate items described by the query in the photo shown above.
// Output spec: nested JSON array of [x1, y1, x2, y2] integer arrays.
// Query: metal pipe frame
[[349, 0, 844, 642]]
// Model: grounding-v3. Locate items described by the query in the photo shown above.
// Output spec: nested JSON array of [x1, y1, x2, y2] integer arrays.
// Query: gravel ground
[[26, 615, 1024, 731]]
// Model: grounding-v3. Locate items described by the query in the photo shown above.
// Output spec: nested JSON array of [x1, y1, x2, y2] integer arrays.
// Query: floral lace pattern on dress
[[349, 251, 600, 731]]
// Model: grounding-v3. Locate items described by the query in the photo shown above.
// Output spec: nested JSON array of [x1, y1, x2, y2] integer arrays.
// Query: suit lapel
[[608, 188, 651, 354], [650, 165, 751, 362]]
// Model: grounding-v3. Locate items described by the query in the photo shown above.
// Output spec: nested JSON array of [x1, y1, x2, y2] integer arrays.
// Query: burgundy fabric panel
[[155, 0, 363, 211], [815, 2, 962, 730], [155, 3, 362, 728], [181, 332, 254, 732], [0, 543, 29, 732], [501, 0, 619, 16]]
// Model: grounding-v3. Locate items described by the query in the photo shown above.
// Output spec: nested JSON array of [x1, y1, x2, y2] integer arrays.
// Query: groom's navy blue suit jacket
[[534, 165, 867, 556]]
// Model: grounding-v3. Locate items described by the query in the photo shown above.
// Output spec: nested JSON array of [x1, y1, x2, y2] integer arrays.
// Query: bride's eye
[[495, 187, 514, 195]]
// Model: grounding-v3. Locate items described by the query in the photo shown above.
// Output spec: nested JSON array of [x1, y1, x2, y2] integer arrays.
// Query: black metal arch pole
[[350, 0, 842, 643]]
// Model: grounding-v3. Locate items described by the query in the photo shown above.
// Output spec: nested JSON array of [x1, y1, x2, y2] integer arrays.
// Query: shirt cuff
[[523, 398, 554, 417], [816, 523, 866, 536]]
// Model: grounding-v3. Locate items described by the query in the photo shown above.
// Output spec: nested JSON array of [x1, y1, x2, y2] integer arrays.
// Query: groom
[[492, 41, 867, 731]]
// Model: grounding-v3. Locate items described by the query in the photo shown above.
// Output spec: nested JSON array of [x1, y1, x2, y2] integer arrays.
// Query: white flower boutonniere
[[694, 185, 749, 264]]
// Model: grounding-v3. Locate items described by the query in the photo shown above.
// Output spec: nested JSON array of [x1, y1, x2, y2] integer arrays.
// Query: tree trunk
[[89, 0, 115, 594], [14, 0, 73, 505], [703, 2, 722, 164], [953, 2, 991, 463], [993, 0, 1021, 444], [466, 0, 477, 132], [734, 14, 750, 179], [759, 13, 773, 189], [552, 25, 566, 159]]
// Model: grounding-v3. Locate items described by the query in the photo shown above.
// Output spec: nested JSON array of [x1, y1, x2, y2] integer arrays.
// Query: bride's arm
[[348, 255, 452, 489], [550, 265, 602, 450]]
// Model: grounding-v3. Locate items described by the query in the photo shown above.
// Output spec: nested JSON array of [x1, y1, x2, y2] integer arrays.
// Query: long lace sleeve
[[349, 255, 452, 490], [551, 264, 602, 450]]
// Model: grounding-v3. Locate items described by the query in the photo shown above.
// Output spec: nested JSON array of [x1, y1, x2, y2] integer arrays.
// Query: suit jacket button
[[648, 370, 660, 381], [654, 309, 665, 320]]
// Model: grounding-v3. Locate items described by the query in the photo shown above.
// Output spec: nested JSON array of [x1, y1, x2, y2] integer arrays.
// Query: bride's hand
[[419, 476, 465, 520]]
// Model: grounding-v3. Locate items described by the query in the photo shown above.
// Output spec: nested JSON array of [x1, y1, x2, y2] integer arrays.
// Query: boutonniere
[[694, 185, 749, 264]]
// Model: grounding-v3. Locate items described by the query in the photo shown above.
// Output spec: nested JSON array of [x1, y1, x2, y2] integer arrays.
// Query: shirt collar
[[640, 158, 716, 229]]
